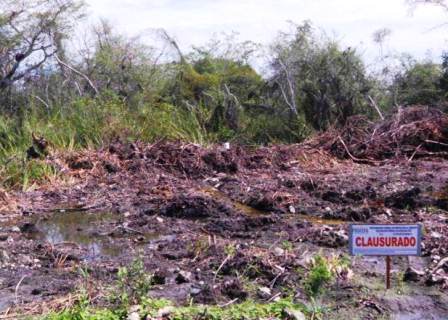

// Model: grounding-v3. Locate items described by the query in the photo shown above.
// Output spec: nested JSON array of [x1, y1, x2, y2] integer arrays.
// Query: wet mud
[[0, 138, 448, 319]]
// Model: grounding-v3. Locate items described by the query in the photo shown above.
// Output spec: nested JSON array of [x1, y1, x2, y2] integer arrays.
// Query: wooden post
[[386, 256, 391, 289]]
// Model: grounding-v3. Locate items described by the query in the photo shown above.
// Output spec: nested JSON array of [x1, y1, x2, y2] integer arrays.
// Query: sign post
[[386, 256, 391, 289], [349, 224, 422, 289]]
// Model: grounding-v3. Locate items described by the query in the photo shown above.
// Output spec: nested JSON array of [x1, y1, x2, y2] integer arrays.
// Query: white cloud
[[84, 0, 448, 64]]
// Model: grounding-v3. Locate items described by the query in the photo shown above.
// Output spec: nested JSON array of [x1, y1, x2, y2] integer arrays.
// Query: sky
[[85, 0, 448, 67]]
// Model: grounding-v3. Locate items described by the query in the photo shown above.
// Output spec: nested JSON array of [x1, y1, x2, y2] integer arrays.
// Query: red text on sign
[[355, 237, 416, 247]]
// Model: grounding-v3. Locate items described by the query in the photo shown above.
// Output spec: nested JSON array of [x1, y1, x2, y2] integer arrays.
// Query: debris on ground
[[0, 106, 447, 318], [310, 105, 448, 162]]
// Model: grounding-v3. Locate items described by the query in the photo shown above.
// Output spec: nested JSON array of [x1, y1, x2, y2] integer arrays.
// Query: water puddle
[[0, 295, 13, 313], [393, 312, 428, 320], [28, 211, 134, 261], [201, 187, 268, 216], [202, 187, 347, 225], [296, 214, 346, 225]]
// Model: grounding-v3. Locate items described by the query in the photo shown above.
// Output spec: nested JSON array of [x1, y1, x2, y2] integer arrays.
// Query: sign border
[[349, 223, 422, 256]]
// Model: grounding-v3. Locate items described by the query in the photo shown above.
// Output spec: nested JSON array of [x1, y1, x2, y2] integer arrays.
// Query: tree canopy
[[0, 2, 446, 146], [0, 0, 85, 89]]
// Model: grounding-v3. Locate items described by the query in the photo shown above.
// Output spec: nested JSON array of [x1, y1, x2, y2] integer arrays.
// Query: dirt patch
[[1, 106, 448, 318], [157, 194, 232, 219]]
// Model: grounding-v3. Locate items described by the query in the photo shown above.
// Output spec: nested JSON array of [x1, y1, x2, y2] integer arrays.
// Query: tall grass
[[0, 94, 311, 189], [0, 96, 209, 189]]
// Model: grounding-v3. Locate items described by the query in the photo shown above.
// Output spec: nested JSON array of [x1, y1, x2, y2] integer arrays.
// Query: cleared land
[[0, 106, 447, 319]]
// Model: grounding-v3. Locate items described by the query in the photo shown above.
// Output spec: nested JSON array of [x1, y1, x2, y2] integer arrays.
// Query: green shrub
[[393, 61, 443, 105], [270, 22, 373, 131], [109, 257, 153, 308], [305, 255, 333, 297]]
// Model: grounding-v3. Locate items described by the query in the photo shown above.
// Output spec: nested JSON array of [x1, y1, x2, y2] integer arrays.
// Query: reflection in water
[[201, 187, 273, 216], [32, 211, 122, 261], [0, 296, 13, 313], [202, 187, 346, 225], [295, 214, 346, 225]]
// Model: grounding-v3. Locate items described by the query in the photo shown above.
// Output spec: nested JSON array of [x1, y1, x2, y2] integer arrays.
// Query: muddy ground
[[1, 120, 448, 319]]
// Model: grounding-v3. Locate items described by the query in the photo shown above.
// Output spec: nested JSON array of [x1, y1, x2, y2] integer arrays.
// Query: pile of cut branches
[[309, 106, 448, 162]]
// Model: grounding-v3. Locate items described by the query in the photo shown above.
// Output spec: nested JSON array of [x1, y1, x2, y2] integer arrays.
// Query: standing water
[[29, 211, 123, 261]]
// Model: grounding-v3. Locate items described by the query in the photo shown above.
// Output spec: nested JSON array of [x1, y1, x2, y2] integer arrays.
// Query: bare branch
[[159, 29, 185, 63], [12, 48, 57, 82], [54, 54, 98, 95], [32, 94, 50, 109], [0, 0, 85, 90], [277, 58, 298, 115], [367, 95, 384, 120], [407, 0, 448, 10]]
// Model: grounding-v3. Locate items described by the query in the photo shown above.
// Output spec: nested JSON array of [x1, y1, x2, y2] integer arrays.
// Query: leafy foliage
[[393, 61, 443, 105], [270, 22, 373, 130], [110, 256, 153, 308], [43, 297, 308, 320], [304, 255, 334, 297], [0, 1, 446, 192]]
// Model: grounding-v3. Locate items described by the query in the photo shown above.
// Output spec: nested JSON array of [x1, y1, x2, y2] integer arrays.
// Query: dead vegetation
[[0, 106, 448, 318], [310, 105, 448, 162]]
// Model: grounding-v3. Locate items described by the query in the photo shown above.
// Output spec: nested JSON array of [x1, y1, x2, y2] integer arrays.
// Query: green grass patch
[[0, 92, 311, 190], [42, 298, 308, 320]]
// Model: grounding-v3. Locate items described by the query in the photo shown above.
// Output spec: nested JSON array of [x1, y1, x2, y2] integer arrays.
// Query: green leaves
[[394, 62, 444, 105], [111, 257, 153, 307], [270, 22, 372, 131], [304, 255, 333, 298]]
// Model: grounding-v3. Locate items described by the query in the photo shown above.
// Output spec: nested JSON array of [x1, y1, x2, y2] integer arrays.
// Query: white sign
[[349, 224, 422, 256]]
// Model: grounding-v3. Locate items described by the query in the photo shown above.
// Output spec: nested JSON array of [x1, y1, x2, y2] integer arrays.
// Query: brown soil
[[0, 107, 448, 319]]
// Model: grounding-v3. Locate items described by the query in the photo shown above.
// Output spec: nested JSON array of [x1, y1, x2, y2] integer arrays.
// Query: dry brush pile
[[310, 105, 448, 162]]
